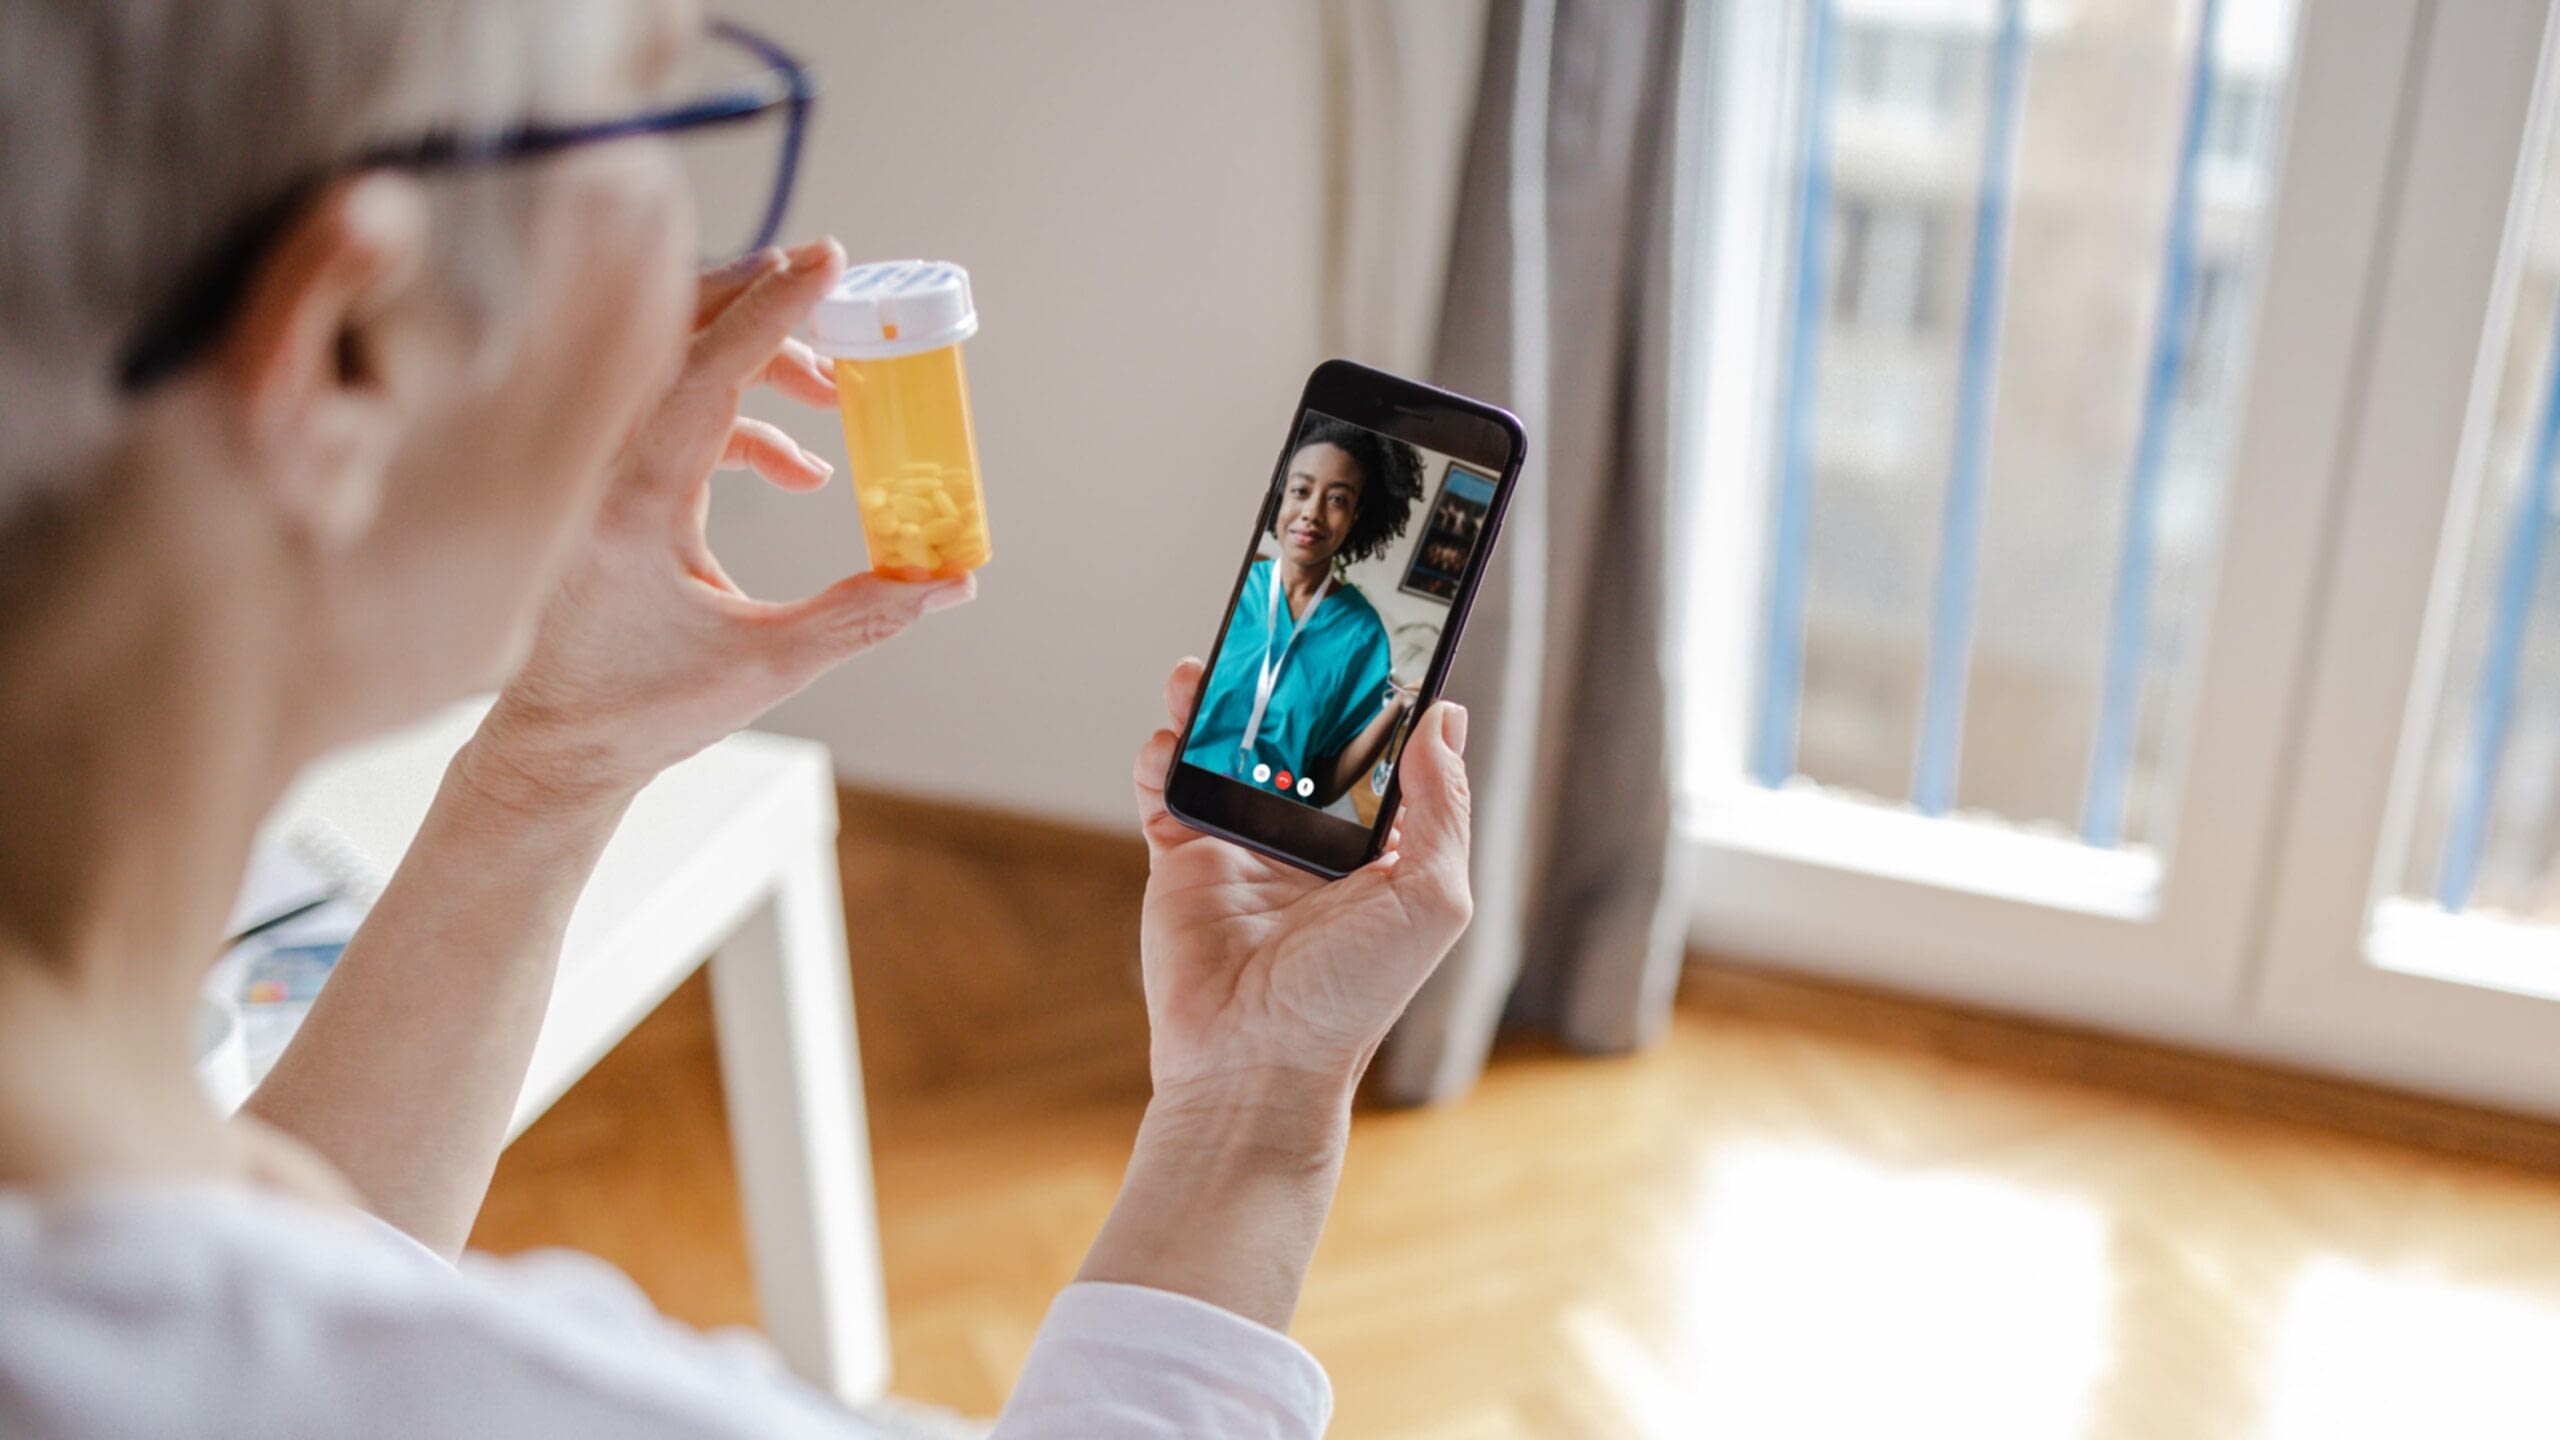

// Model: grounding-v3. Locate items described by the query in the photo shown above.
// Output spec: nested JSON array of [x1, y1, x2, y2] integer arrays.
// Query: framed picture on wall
[[1399, 463, 1498, 601]]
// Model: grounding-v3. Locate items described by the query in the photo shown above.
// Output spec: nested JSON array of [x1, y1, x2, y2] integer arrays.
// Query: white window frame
[[2250, 0, 2560, 1116]]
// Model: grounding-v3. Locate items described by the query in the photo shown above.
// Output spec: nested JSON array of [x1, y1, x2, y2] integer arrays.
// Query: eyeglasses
[[116, 19, 815, 393]]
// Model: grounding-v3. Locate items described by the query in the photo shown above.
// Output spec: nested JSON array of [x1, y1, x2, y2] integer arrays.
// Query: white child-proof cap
[[809, 260, 978, 361]]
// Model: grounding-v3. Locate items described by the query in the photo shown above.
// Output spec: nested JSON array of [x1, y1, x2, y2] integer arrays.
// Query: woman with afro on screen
[[1182, 415, 1426, 809]]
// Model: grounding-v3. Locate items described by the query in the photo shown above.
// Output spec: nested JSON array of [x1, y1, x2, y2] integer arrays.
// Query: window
[[2393, 189, 2560, 923], [1831, 198, 1873, 324], [1832, 197, 1945, 334], [1693, 0, 2560, 1120], [1719, 0, 2294, 846], [1838, 21, 1970, 127], [2205, 79, 2276, 169], [2180, 257, 2242, 404]]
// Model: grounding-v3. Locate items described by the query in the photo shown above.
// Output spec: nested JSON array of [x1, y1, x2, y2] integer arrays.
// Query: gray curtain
[[1375, 0, 1695, 1106]]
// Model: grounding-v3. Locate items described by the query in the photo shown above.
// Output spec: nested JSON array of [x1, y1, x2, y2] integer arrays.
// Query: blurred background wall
[[710, 0, 1488, 831]]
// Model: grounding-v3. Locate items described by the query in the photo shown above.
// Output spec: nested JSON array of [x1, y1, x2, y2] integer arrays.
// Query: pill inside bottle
[[810, 261, 991, 581]]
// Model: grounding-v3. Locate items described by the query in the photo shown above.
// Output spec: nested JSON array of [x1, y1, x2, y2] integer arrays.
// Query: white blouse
[[0, 1185, 1331, 1439]]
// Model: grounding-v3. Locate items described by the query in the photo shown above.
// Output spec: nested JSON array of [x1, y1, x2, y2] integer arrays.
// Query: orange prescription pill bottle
[[810, 261, 991, 580]]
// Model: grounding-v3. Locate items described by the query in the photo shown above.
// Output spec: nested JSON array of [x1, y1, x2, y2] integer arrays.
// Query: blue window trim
[[2437, 305, 2560, 910], [1752, 0, 1839, 789], [1911, 0, 2031, 816], [2081, 0, 2226, 848]]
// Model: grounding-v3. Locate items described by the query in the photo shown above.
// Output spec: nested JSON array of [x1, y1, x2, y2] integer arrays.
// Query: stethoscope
[[1238, 559, 1331, 766]]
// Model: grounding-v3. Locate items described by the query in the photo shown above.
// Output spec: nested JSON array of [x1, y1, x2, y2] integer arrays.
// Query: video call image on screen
[[1181, 409, 1497, 823]]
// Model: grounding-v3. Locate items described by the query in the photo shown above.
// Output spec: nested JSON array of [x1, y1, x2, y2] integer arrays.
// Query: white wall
[[711, 0, 1487, 832]]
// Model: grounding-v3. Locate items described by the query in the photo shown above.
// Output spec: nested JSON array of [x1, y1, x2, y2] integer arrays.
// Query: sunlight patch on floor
[[1671, 1141, 2114, 1439], [2263, 1255, 2560, 1440]]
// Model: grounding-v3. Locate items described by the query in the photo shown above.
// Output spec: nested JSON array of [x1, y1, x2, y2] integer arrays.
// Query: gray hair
[[0, 0, 651, 503]]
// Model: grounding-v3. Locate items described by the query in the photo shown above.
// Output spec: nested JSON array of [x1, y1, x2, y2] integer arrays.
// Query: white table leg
[[710, 833, 892, 1405]]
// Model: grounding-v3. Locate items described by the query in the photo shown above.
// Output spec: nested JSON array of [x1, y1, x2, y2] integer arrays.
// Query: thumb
[[1385, 703, 1473, 925], [763, 571, 974, 671]]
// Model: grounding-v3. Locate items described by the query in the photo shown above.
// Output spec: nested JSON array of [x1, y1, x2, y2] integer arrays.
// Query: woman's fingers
[[1137, 658, 1202, 846], [759, 571, 973, 675], [718, 417, 833, 491], [688, 238, 844, 397], [1134, 726, 1177, 819], [1381, 703, 1473, 932], [1163, 657, 1206, 732], [695, 248, 785, 327], [764, 338, 840, 409], [1134, 726, 1212, 855]]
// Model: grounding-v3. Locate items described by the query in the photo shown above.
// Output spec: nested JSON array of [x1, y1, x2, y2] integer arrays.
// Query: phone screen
[[1168, 363, 1520, 877]]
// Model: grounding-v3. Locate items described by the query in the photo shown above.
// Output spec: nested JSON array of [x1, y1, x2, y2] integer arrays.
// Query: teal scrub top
[[1183, 560, 1393, 803]]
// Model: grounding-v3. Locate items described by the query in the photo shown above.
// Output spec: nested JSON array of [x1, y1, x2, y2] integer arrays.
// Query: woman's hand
[[1132, 657, 1473, 1117], [1072, 660, 1469, 1327], [463, 239, 972, 808]]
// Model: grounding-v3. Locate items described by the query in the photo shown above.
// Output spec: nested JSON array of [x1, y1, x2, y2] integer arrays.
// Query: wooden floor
[[474, 791, 2560, 1439]]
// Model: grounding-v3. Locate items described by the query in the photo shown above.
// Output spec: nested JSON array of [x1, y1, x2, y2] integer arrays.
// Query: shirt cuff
[[995, 1282, 1333, 1440]]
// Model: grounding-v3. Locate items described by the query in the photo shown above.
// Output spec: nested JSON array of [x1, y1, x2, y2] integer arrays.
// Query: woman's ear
[[209, 171, 431, 543]]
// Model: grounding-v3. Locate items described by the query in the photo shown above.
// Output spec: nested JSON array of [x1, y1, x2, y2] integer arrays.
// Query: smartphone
[[1165, 359, 1526, 878]]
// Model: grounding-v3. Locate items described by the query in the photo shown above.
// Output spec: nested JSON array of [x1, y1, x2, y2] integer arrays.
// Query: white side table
[[254, 698, 890, 1404]]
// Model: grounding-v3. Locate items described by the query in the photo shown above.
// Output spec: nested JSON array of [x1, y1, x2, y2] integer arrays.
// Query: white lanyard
[[1240, 562, 1331, 755]]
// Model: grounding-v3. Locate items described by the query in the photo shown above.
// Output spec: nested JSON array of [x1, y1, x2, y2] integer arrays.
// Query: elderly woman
[[1181, 417, 1426, 809], [0, 5, 1472, 1438]]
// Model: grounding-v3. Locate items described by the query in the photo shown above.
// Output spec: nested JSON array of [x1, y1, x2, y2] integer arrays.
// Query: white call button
[[1295, 776, 1315, 798], [1252, 763, 1273, 785]]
